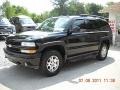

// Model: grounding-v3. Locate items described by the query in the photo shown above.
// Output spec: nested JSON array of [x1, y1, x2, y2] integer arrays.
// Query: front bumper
[[4, 48, 41, 69]]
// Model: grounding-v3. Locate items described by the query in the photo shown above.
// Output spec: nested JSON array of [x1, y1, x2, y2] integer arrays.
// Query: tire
[[96, 43, 109, 61], [40, 50, 63, 77], [118, 29, 120, 34]]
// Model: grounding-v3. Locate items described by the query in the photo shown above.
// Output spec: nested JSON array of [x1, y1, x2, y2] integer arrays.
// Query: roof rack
[[79, 14, 105, 20], [90, 15, 105, 19]]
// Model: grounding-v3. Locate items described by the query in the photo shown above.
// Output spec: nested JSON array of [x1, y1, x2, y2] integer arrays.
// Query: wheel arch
[[40, 44, 66, 63], [99, 38, 110, 50]]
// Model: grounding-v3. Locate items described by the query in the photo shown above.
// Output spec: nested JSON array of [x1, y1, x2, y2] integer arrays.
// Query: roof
[[55, 15, 106, 20]]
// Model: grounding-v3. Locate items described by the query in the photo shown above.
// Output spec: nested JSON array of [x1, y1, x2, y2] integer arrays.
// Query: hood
[[8, 30, 66, 42], [0, 23, 13, 27], [18, 31, 53, 40]]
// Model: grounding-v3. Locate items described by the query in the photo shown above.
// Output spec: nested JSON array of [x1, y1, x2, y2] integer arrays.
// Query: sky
[[0, 0, 120, 14]]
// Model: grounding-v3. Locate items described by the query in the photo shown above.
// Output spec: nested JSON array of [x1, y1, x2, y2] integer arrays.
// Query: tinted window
[[72, 19, 85, 29], [100, 20, 108, 27], [85, 20, 96, 29], [95, 19, 108, 28], [85, 19, 108, 29]]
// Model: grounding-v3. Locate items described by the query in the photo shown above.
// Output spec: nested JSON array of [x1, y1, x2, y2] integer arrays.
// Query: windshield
[[39, 17, 70, 32], [0, 18, 11, 25], [19, 18, 35, 24]]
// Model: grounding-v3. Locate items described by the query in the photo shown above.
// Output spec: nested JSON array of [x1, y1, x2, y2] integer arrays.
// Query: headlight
[[21, 42, 36, 47]]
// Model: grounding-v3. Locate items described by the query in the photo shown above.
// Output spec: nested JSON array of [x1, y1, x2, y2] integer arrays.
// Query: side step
[[66, 51, 98, 62]]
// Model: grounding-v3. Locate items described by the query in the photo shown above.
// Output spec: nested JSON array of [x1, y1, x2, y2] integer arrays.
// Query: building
[[100, 2, 120, 45]]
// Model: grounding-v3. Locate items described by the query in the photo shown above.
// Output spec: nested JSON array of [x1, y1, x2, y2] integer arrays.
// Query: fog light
[[21, 49, 37, 54]]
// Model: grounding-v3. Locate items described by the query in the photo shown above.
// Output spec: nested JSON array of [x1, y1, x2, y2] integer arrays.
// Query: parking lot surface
[[0, 41, 120, 90]]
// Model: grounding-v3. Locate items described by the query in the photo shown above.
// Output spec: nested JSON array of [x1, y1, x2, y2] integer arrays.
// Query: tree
[[50, 8, 60, 16], [1, 0, 15, 18], [1, 1, 29, 19], [14, 6, 29, 15], [51, 0, 69, 15], [0, 0, 107, 23], [85, 3, 103, 15], [67, 0, 85, 15], [5, 6, 16, 19]]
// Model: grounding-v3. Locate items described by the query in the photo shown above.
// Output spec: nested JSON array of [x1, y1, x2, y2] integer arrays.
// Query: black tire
[[96, 43, 109, 61], [118, 29, 120, 34], [40, 50, 63, 77]]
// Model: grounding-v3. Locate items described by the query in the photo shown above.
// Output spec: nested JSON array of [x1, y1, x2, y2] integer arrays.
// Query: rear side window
[[85, 20, 96, 29], [85, 19, 108, 29], [95, 19, 108, 28]]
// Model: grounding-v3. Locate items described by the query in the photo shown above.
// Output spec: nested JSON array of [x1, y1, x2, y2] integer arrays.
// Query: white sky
[[0, 0, 120, 14]]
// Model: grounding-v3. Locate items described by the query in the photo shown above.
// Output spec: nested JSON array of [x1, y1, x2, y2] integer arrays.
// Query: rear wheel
[[96, 43, 109, 60], [40, 50, 63, 77]]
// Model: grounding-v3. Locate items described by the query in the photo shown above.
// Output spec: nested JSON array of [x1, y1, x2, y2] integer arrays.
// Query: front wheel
[[40, 50, 63, 77], [96, 43, 109, 60]]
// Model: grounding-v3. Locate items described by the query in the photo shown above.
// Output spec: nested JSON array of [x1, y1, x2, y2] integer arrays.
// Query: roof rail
[[90, 15, 105, 19], [80, 14, 105, 20]]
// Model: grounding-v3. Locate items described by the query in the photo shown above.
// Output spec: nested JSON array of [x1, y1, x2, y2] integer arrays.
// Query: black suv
[[4, 15, 112, 76]]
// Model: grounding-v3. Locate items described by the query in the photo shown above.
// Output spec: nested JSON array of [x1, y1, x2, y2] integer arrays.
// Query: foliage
[[1, 0, 15, 18], [67, 0, 85, 15], [85, 3, 103, 15], [51, 0, 68, 15], [1, 0, 109, 23]]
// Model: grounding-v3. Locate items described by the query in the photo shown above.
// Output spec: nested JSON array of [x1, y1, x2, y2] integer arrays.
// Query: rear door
[[84, 19, 100, 51], [67, 19, 98, 57]]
